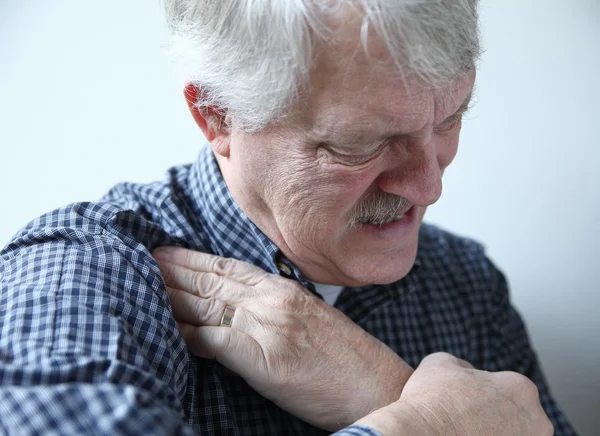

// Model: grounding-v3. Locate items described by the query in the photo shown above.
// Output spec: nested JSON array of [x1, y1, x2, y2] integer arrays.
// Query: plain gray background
[[1, 1, 598, 434]]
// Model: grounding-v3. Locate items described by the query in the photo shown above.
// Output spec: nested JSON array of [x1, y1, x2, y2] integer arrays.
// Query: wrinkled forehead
[[303, 39, 475, 141], [308, 82, 475, 148]]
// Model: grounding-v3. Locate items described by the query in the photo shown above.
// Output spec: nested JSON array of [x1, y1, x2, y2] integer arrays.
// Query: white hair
[[163, 0, 480, 132]]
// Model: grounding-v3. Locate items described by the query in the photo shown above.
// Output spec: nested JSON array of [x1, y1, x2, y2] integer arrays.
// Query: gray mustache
[[349, 192, 413, 227]]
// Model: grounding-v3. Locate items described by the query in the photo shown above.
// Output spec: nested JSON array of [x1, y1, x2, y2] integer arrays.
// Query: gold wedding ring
[[219, 305, 235, 328]]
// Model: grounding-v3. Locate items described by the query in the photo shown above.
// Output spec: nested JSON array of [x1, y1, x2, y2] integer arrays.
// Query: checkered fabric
[[0, 143, 576, 435]]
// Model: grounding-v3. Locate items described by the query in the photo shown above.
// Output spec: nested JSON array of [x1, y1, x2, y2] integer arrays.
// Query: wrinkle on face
[[220, 18, 476, 285]]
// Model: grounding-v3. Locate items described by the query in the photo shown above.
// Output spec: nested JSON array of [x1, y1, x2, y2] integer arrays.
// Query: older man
[[0, 0, 575, 435]]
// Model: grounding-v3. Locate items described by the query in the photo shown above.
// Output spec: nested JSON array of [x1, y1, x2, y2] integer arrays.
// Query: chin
[[342, 261, 416, 287], [327, 207, 424, 286], [334, 241, 419, 287]]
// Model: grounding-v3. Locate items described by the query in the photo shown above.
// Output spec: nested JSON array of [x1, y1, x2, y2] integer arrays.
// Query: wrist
[[352, 350, 414, 421]]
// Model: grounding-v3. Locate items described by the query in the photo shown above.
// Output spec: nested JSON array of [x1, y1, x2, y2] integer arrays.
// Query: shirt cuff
[[331, 424, 382, 436]]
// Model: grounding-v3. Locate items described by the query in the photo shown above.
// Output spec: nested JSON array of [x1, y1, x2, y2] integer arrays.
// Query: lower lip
[[355, 207, 419, 244]]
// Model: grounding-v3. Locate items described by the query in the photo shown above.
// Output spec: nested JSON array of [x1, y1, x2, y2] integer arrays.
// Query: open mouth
[[361, 206, 414, 226], [351, 205, 418, 244]]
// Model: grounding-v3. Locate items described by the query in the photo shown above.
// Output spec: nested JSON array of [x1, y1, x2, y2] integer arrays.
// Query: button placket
[[277, 261, 293, 277]]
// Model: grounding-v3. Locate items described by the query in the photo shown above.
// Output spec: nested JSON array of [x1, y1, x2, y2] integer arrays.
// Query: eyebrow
[[375, 91, 476, 141], [447, 91, 474, 121]]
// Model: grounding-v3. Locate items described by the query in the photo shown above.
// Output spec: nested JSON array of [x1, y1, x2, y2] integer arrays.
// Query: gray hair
[[163, 0, 480, 132]]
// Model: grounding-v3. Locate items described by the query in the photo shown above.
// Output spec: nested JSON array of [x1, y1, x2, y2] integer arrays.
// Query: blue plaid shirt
[[0, 144, 576, 435]]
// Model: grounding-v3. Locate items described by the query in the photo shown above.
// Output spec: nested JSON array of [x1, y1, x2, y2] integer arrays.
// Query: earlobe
[[211, 136, 231, 158], [183, 83, 231, 158]]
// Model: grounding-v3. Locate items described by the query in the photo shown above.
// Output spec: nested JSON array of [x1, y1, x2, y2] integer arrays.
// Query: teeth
[[386, 215, 404, 223], [372, 214, 405, 225]]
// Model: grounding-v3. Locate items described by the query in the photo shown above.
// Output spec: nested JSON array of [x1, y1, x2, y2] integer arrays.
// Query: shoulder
[[100, 164, 193, 222], [0, 201, 175, 317], [416, 222, 500, 293], [3, 163, 197, 262], [0, 182, 184, 299], [3, 200, 170, 261]]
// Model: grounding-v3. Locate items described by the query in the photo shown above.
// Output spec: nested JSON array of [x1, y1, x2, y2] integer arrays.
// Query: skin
[[187, 33, 475, 287]]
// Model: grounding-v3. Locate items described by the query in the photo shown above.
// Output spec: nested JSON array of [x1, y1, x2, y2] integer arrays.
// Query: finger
[[157, 259, 250, 303], [153, 247, 265, 284], [167, 286, 226, 326], [178, 324, 268, 379], [167, 286, 252, 330]]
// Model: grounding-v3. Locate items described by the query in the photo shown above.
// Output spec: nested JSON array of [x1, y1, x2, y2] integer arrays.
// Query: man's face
[[220, 41, 475, 287]]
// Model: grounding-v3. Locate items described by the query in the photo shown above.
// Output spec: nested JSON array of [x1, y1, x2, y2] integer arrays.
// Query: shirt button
[[277, 262, 293, 277]]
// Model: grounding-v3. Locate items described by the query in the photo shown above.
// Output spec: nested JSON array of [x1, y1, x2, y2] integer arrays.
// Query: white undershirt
[[312, 282, 344, 306]]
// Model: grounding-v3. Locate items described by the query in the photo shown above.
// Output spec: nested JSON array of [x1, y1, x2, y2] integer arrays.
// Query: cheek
[[275, 157, 379, 223], [234, 135, 379, 230], [323, 167, 380, 206], [238, 147, 273, 197]]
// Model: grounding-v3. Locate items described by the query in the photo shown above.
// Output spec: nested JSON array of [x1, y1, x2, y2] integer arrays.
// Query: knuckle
[[422, 352, 455, 366], [497, 370, 524, 385], [192, 297, 220, 322], [497, 371, 539, 399], [212, 256, 234, 275], [271, 292, 309, 313], [523, 378, 540, 398], [200, 272, 214, 291], [195, 272, 221, 296], [190, 271, 203, 294], [517, 372, 536, 391]]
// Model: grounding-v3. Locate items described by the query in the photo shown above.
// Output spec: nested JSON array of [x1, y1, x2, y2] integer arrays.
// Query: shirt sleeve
[[0, 206, 194, 435], [475, 257, 578, 436]]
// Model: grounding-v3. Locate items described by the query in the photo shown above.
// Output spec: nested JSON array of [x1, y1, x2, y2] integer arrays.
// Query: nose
[[375, 139, 443, 207]]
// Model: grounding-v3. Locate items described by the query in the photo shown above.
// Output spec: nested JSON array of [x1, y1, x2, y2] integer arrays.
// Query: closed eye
[[319, 141, 389, 166], [434, 90, 475, 134], [434, 114, 463, 134]]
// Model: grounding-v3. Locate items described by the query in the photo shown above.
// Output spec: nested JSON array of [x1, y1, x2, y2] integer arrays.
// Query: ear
[[184, 83, 231, 158]]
